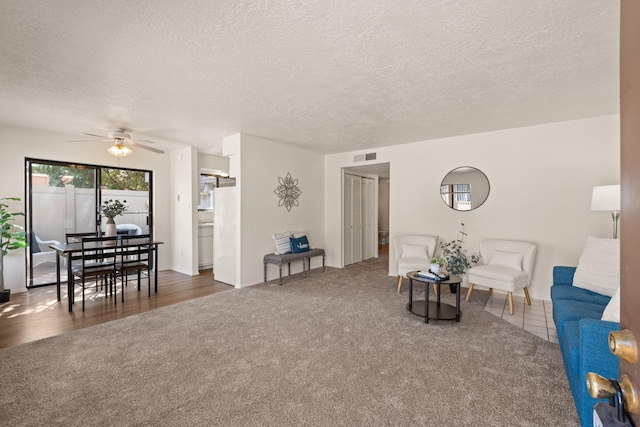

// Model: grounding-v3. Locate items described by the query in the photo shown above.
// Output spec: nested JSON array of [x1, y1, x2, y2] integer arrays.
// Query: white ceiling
[[0, 1, 620, 155]]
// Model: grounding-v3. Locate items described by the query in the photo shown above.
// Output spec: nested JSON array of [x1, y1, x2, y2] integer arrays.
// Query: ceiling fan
[[69, 128, 165, 156]]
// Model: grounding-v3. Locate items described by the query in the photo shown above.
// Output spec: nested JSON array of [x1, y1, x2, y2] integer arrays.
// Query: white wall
[[197, 153, 229, 172], [227, 133, 324, 287], [0, 123, 173, 293], [221, 134, 242, 285], [170, 146, 199, 275], [324, 115, 620, 300]]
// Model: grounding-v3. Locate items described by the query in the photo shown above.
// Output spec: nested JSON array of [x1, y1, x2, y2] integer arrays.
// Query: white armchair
[[116, 224, 142, 236], [30, 233, 61, 268], [465, 239, 537, 314], [392, 235, 438, 293]]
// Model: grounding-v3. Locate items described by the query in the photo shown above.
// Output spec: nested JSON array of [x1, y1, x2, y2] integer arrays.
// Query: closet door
[[351, 175, 363, 264], [343, 173, 363, 265], [343, 174, 354, 265], [362, 177, 376, 260]]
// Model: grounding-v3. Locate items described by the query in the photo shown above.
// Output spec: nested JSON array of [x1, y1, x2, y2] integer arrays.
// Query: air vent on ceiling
[[353, 152, 377, 162]]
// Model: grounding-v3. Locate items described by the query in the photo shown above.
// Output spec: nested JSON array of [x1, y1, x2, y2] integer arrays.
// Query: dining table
[[50, 239, 164, 312]]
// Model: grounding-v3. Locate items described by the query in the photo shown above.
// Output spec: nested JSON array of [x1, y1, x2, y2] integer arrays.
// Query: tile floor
[[483, 293, 559, 343]]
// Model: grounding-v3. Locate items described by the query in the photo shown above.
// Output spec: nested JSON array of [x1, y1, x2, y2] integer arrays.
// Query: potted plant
[[429, 256, 446, 274], [440, 223, 480, 292], [0, 198, 27, 303], [100, 199, 128, 238]]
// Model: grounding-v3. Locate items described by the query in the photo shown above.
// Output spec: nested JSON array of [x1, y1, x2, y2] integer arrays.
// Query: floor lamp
[[591, 185, 621, 239]]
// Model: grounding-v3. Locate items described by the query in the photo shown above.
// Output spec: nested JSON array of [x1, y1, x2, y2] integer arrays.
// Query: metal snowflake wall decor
[[274, 172, 302, 212]]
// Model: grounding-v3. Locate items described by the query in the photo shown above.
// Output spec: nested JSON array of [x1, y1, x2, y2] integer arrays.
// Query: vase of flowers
[[101, 199, 128, 240], [429, 256, 446, 274], [440, 223, 480, 292]]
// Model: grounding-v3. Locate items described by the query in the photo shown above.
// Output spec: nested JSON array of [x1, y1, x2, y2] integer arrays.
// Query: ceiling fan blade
[[68, 138, 112, 142], [133, 138, 156, 144], [81, 132, 109, 138], [127, 140, 165, 154]]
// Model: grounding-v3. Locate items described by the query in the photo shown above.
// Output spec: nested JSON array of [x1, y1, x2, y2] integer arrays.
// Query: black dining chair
[[117, 234, 152, 300], [66, 231, 104, 293], [66, 232, 100, 266], [71, 236, 118, 311]]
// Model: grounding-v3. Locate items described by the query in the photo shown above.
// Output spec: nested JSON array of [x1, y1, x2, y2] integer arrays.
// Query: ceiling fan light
[[108, 143, 132, 157]]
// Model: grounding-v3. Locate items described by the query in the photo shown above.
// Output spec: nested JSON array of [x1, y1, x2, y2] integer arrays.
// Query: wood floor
[[0, 269, 233, 349]]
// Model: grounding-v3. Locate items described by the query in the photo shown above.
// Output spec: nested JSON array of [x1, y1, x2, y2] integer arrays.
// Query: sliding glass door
[[26, 161, 98, 287], [100, 168, 151, 236], [25, 159, 153, 288]]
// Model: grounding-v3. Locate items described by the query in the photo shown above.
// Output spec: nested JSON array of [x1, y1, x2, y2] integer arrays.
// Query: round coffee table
[[406, 271, 462, 323]]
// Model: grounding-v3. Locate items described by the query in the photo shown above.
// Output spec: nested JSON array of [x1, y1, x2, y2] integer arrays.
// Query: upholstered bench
[[263, 248, 325, 285]]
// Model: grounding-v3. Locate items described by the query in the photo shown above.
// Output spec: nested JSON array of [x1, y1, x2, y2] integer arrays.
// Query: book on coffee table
[[416, 271, 449, 281]]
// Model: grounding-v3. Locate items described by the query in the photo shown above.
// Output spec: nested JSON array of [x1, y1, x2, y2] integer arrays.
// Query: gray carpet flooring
[[0, 255, 579, 426]]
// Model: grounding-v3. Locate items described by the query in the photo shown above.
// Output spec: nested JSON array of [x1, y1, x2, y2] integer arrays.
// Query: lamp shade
[[107, 143, 132, 157], [591, 185, 620, 211]]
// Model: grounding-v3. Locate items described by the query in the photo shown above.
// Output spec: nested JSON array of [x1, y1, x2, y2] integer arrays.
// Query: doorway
[[342, 162, 390, 266]]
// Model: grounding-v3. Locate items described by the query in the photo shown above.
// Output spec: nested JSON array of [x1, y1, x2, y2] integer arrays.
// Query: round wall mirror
[[440, 166, 490, 211]]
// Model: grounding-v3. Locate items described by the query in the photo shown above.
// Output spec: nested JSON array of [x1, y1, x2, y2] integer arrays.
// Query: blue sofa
[[551, 266, 620, 427]]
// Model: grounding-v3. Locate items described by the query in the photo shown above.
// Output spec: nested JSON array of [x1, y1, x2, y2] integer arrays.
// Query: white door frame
[[341, 168, 380, 267]]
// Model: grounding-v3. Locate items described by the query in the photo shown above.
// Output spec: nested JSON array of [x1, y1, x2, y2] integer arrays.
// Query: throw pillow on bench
[[290, 235, 310, 253]]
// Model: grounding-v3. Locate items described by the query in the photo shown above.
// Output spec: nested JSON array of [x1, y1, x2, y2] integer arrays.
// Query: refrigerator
[[213, 186, 237, 286]]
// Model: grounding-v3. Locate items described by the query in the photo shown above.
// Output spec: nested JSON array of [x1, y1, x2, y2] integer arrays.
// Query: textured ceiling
[[0, 1, 620, 155]]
